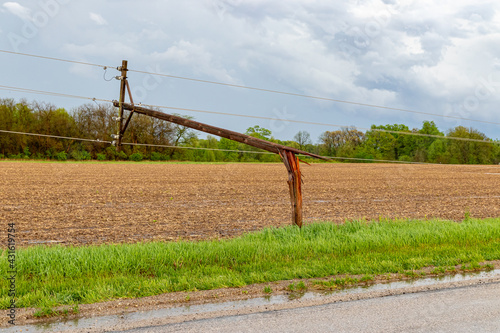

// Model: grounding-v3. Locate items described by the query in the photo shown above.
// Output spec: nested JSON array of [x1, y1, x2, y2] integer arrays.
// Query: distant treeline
[[0, 98, 499, 164]]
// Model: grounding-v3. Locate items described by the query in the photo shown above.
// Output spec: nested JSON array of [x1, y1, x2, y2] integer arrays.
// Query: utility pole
[[116, 60, 128, 151], [112, 60, 330, 227], [114, 101, 329, 227]]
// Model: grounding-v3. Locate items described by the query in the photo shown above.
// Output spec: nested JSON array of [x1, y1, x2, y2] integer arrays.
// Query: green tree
[[446, 126, 492, 164], [0, 99, 18, 155], [218, 138, 240, 161], [246, 125, 272, 140], [400, 121, 444, 162], [359, 125, 403, 160], [319, 127, 364, 157], [427, 139, 448, 163]]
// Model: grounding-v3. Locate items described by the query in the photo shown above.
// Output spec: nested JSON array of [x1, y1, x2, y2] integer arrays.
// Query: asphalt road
[[120, 281, 500, 333]]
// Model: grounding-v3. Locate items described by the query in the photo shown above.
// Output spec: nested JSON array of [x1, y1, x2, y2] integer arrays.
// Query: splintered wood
[[114, 101, 328, 228], [279, 150, 303, 227]]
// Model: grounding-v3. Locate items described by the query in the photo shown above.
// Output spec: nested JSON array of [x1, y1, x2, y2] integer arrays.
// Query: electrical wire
[[1, 49, 496, 126], [128, 68, 500, 126], [0, 49, 113, 69], [122, 142, 432, 164], [0, 84, 497, 145], [138, 103, 500, 145], [0, 129, 279, 156], [103, 67, 117, 82], [0, 129, 110, 143], [0, 85, 113, 104], [1, 129, 497, 165], [0, 129, 278, 156], [122, 142, 271, 154]]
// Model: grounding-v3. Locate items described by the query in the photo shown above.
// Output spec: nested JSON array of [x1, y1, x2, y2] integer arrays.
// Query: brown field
[[1, 161, 499, 247]]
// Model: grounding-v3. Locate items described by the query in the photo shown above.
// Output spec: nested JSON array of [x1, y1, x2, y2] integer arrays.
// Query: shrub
[[117, 151, 128, 161], [150, 152, 169, 161], [241, 154, 257, 162], [55, 152, 67, 161], [23, 146, 31, 158], [105, 146, 117, 160], [33, 153, 44, 160], [0, 154, 4, 159], [96, 153, 106, 161], [203, 150, 216, 162], [71, 150, 91, 161], [129, 153, 143, 162], [150, 152, 162, 161]]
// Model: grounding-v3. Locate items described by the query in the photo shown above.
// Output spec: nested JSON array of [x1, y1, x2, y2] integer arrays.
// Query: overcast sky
[[1, 0, 499, 142]]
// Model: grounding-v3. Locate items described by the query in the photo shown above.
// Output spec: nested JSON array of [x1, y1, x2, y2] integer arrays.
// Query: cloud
[[4, 0, 500, 138], [3, 2, 31, 21], [63, 41, 140, 60], [152, 40, 238, 84], [68, 63, 100, 79], [89, 12, 107, 25]]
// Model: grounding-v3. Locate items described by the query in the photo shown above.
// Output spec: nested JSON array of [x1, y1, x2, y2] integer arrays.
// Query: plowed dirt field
[[1, 161, 499, 247]]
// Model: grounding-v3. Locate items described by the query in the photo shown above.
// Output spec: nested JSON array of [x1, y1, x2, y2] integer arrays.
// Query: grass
[[311, 277, 360, 290], [33, 304, 79, 318], [263, 286, 273, 294], [1, 218, 499, 312]]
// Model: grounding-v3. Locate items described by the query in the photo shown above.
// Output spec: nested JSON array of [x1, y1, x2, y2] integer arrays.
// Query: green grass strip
[[1, 218, 500, 309]]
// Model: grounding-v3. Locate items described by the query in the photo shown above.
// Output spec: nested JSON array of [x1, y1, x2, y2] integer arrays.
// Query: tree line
[[0, 98, 499, 164]]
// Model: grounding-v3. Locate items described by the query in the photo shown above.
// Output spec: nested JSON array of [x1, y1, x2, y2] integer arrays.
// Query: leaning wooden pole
[[279, 150, 303, 227], [113, 102, 328, 161], [113, 72, 329, 228]]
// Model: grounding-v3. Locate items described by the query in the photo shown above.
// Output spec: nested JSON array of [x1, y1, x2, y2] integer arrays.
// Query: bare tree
[[294, 131, 312, 150]]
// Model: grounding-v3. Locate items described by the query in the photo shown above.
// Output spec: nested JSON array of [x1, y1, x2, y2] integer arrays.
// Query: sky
[[1, 0, 499, 142]]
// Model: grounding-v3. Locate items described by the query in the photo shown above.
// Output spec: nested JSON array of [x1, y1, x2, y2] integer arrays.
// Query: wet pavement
[[4, 269, 500, 333]]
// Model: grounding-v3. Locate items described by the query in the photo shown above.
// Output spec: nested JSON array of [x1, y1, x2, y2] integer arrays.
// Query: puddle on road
[[5, 269, 500, 333]]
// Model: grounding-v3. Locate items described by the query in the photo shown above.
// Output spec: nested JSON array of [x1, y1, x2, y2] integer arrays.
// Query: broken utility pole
[[113, 62, 328, 227]]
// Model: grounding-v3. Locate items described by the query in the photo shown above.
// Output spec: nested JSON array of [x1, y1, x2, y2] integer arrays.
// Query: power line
[[0, 84, 496, 145], [122, 142, 272, 154], [128, 68, 500, 126], [0, 85, 113, 104], [3, 49, 494, 126], [0, 49, 113, 69], [0, 129, 428, 164], [124, 142, 432, 164], [0, 129, 272, 154], [139, 102, 500, 145], [2, 49, 498, 126], [0, 129, 110, 143], [0, 129, 284, 156], [1, 129, 495, 166]]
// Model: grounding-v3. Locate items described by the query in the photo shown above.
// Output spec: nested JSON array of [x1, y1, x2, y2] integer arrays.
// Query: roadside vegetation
[[1, 98, 499, 163], [1, 217, 499, 312]]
